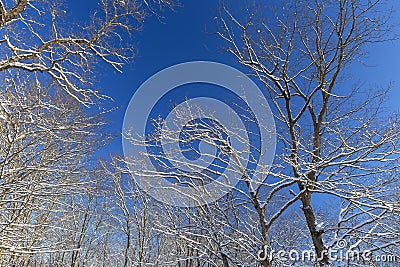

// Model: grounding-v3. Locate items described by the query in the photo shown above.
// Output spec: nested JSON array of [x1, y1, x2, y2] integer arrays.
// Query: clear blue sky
[[70, 0, 400, 155]]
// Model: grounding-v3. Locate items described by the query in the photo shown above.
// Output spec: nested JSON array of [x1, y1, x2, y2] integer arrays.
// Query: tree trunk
[[221, 253, 229, 267], [300, 192, 329, 266]]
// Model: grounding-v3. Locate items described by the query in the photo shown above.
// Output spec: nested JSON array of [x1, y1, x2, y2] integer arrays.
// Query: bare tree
[[122, 103, 310, 266], [216, 0, 400, 265], [0, 0, 178, 265], [120, 1, 400, 267], [0, 0, 177, 105], [2, 0, 398, 266], [0, 75, 111, 266], [102, 157, 181, 267]]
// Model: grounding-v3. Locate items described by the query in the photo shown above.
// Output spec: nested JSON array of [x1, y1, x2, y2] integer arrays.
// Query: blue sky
[[70, 0, 400, 155]]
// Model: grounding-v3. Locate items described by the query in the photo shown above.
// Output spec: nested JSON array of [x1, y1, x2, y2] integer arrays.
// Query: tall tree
[[118, 1, 400, 266], [0, 0, 177, 265], [217, 0, 400, 265], [0, 77, 109, 266]]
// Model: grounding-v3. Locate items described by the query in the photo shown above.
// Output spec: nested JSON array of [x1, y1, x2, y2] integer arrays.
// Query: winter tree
[[216, 0, 400, 265], [0, 77, 110, 266], [0, 0, 177, 104], [120, 1, 400, 266], [0, 0, 177, 265]]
